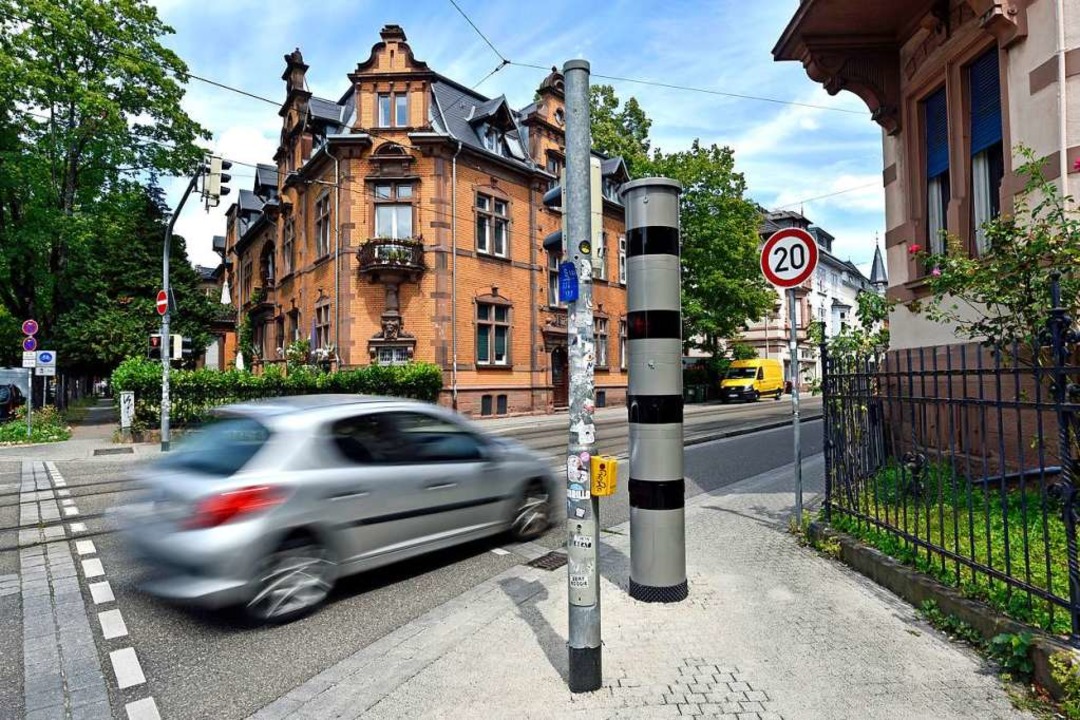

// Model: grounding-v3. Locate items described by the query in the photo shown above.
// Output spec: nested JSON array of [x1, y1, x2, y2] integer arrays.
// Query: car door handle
[[425, 482, 458, 491], [328, 490, 369, 501]]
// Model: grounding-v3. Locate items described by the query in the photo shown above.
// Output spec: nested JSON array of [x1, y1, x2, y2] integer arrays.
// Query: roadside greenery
[[110, 357, 444, 429], [0, 405, 71, 444], [832, 461, 1071, 636]]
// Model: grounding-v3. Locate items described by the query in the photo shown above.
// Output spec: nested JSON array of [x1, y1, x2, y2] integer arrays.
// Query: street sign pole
[[161, 168, 202, 452], [789, 288, 803, 523], [563, 58, 602, 694]]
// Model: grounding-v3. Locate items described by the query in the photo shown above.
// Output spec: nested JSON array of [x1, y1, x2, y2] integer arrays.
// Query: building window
[[282, 219, 294, 275], [241, 257, 253, 302], [496, 394, 508, 415], [376, 346, 409, 366], [315, 194, 332, 258], [594, 317, 608, 368], [923, 86, 949, 256], [315, 303, 331, 350], [476, 193, 508, 257], [969, 49, 1004, 256], [618, 234, 627, 285], [477, 303, 509, 366], [595, 233, 608, 281], [548, 251, 563, 307], [378, 93, 391, 127], [480, 395, 493, 416], [374, 183, 414, 239], [395, 94, 408, 127], [619, 319, 627, 370], [546, 155, 563, 191]]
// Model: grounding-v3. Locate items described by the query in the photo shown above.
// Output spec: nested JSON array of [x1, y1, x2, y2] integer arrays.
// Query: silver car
[[120, 395, 556, 623]]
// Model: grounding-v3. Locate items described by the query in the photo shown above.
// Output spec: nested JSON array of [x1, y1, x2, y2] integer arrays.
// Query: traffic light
[[148, 334, 163, 360], [205, 155, 233, 208], [542, 171, 566, 254], [169, 334, 195, 360], [541, 161, 603, 273]]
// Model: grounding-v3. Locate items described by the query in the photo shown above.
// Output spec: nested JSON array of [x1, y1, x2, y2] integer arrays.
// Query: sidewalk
[[249, 457, 1025, 720]]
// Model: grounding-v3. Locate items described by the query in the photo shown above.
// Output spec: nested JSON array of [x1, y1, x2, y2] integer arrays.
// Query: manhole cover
[[527, 551, 568, 571], [93, 447, 134, 456]]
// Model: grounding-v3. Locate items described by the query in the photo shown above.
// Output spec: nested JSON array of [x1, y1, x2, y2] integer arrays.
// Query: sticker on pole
[[760, 228, 819, 289], [156, 289, 169, 316]]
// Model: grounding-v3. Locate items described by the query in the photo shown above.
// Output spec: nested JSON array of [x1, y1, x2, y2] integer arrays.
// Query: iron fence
[[821, 282, 1080, 643]]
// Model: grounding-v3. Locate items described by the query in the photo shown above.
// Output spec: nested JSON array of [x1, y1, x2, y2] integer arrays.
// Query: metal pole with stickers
[[561, 58, 603, 695], [621, 178, 688, 604]]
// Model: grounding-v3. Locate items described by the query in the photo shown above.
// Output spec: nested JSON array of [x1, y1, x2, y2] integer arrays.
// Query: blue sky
[[152, 0, 885, 276]]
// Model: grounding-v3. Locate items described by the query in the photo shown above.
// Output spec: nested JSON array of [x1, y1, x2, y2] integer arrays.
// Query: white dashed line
[[57, 488, 71, 496], [490, 548, 511, 556], [126, 697, 161, 720], [89, 581, 115, 604], [81, 558, 105, 578], [64, 507, 80, 517], [61, 498, 76, 506], [75, 540, 96, 556], [69, 522, 87, 533], [98, 609, 129, 639], [109, 647, 146, 689]]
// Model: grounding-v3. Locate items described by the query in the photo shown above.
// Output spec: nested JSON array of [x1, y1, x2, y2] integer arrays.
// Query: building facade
[[742, 211, 879, 386], [775, 0, 1079, 349], [222, 26, 631, 416]]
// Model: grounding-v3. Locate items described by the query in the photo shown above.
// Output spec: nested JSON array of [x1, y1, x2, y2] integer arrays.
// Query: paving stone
[[71, 700, 112, 720]]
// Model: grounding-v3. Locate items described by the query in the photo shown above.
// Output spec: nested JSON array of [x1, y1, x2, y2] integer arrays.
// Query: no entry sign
[[156, 290, 169, 316], [760, 228, 819, 289]]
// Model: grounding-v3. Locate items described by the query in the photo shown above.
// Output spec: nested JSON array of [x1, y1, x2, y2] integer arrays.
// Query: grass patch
[[0, 405, 71, 445], [831, 460, 1072, 636]]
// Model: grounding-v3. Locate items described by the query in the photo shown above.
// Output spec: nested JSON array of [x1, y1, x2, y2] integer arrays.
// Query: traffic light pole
[[161, 169, 201, 452]]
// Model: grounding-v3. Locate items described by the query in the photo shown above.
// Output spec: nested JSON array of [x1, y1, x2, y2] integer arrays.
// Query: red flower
[[1074, 157, 1080, 173], [908, 244, 922, 255]]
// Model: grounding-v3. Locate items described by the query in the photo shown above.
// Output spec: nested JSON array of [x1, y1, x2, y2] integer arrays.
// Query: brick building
[[222, 25, 631, 416]]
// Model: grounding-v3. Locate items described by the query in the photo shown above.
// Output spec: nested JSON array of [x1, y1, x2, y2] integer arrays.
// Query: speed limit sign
[[760, 228, 819, 288]]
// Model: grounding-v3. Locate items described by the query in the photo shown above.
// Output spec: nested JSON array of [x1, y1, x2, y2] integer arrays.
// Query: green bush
[[111, 358, 444, 428], [0, 405, 71, 444]]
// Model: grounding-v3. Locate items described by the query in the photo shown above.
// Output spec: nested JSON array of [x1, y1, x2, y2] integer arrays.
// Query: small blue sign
[[37, 351, 53, 364], [558, 261, 579, 303], [22, 336, 37, 352]]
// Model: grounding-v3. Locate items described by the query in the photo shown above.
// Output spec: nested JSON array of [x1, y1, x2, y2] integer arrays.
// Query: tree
[[649, 141, 775, 356], [589, 85, 651, 176], [0, 0, 209, 364]]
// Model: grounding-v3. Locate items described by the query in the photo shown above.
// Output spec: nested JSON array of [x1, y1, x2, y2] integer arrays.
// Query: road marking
[[69, 522, 87, 533], [99, 609, 129, 639], [61, 498, 76, 506], [126, 697, 161, 720], [89, 581, 115, 604], [490, 548, 511, 556], [82, 558, 105, 578], [75, 540, 97, 556], [57, 488, 70, 496], [109, 647, 146, 689], [64, 506, 80, 516]]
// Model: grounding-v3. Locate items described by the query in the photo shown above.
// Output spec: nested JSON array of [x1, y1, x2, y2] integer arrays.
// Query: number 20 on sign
[[760, 227, 819, 289]]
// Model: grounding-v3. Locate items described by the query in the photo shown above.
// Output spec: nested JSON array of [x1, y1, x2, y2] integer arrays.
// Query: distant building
[[193, 236, 235, 370], [741, 210, 878, 386], [221, 26, 630, 416]]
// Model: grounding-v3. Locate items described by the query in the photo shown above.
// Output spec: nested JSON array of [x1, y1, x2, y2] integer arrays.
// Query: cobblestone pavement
[[249, 454, 1029, 720]]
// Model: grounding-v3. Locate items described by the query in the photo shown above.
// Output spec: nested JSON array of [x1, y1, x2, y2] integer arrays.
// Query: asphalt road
[[0, 401, 823, 720]]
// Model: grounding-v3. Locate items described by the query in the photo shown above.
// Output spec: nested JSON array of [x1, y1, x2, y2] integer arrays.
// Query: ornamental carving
[[963, 0, 1027, 48], [802, 42, 902, 135]]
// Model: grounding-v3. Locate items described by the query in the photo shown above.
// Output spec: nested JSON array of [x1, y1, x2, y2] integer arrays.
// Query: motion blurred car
[[0, 383, 25, 421], [119, 395, 557, 623]]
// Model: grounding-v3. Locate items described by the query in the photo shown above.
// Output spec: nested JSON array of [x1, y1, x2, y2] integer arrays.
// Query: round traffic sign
[[156, 290, 168, 316], [38, 351, 53, 364], [21, 319, 38, 336], [760, 228, 819, 289], [22, 336, 37, 352]]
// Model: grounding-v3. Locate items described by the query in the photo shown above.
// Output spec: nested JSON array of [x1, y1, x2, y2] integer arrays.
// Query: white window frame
[[618, 234, 627, 285], [376, 346, 409, 366], [548, 252, 563, 308], [476, 193, 509, 258], [476, 303, 510, 366], [315, 303, 331, 350], [315, 194, 332, 258], [594, 317, 608, 368]]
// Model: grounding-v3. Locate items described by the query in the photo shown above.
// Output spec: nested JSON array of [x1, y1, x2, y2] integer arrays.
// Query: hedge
[[111, 357, 444, 429]]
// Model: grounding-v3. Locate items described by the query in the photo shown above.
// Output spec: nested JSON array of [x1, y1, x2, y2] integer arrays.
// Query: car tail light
[[184, 486, 284, 530]]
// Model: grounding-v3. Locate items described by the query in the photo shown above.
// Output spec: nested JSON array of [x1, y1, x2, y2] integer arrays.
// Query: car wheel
[[747, 390, 759, 403], [245, 534, 334, 625], [774, 389, 783, 400], [510, 481, 551, 541]]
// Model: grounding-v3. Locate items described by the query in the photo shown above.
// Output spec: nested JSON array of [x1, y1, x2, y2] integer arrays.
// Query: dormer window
[[377, 92, 409, 128], [483, 125, 501, 153]]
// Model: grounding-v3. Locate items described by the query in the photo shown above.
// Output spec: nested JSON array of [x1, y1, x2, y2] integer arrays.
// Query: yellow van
[[720, 358, 785, 403]]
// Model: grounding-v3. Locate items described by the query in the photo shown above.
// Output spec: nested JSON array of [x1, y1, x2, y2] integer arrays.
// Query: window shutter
[[924, 87, 949, 179], [969, 49, 1003, 156]]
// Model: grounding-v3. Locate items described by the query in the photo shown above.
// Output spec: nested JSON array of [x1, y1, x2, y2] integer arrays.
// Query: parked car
[[719, 358, 785, 403], [118, 395, 557, 624], [0, 383, 25, 421]]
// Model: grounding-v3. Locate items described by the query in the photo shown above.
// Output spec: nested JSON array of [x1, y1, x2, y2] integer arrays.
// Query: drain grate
[[527, 551, 568, 571], [93, 447, 134, 456]]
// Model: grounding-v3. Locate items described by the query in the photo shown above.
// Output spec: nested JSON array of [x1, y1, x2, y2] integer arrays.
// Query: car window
[[158, 417, 270, 476], [330, 413, 411, 464], [727, 367, 756, 379], [0, 387, 9, 403], [757, 368, 764, 380], [389, 412, 486, 462]]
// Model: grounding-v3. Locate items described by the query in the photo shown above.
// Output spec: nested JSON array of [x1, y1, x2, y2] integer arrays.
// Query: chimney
[[282, 48, 309, 92]]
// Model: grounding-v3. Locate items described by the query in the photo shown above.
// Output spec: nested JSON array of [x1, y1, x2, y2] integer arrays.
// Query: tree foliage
[[0, 0, 210, 371], [589, 87, 774, 356]]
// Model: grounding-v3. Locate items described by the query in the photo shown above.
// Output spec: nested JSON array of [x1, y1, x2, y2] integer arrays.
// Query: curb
[[682, 414, 822, 448], [809, 521, 1075, 699]]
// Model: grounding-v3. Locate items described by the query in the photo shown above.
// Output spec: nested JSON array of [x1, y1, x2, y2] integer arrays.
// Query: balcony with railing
[[357, 238, 426, 283]]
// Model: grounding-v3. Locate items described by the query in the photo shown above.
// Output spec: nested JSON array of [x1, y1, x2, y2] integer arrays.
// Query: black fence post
[[820, 323, 832, 522], [1048, 272, 1080, 644]]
